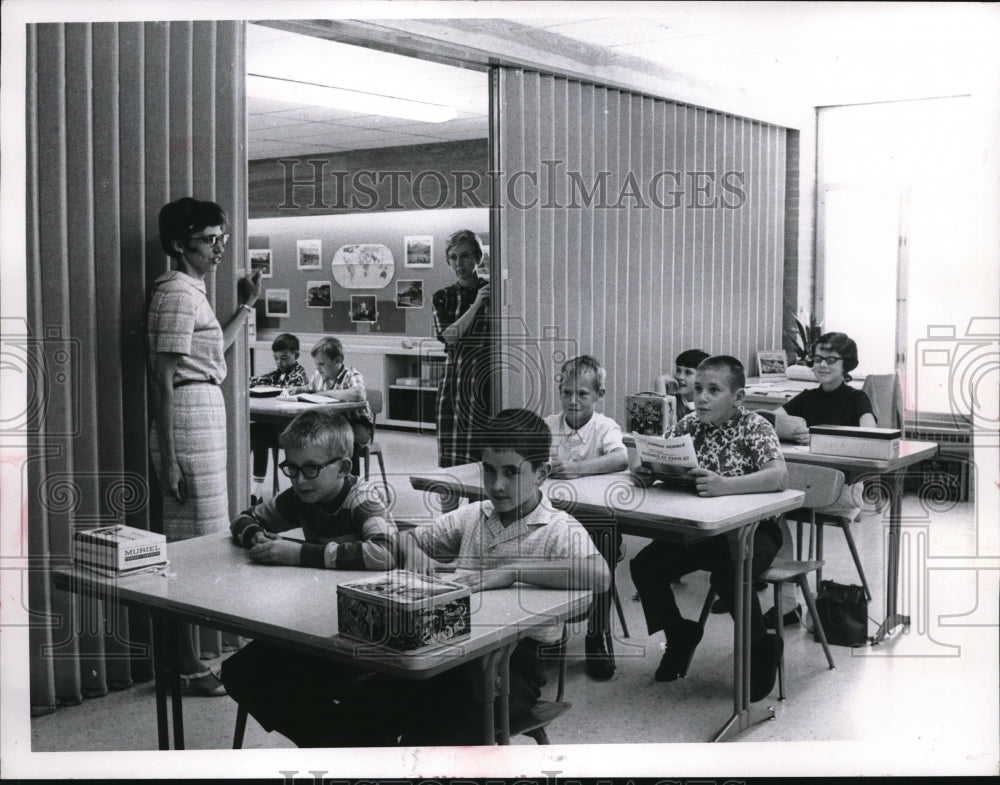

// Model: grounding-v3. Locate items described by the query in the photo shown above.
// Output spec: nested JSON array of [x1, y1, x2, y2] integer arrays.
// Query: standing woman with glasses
[[147, 197, 261, 696], [766, 331, 877, 626], [431, 230, 492, 511]]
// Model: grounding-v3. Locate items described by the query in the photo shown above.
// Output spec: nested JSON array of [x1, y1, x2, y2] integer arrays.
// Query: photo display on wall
[[396, 280, 424, 308], [297, 239, 322, 270], [265, 289, 290, 317], [307, 281, 332, 308], [404, 235, 433, 268], [351, 294, 377, 323]]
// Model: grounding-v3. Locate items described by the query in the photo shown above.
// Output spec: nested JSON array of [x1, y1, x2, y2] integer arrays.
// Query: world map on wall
[[331, 244, 395, 289]]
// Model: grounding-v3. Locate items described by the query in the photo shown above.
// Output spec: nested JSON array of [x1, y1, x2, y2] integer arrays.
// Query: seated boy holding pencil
[[327, 408, 611, 747], [544, 354, 628, 680], [629, 355, 787, 702], [221, 409, 396, 748]]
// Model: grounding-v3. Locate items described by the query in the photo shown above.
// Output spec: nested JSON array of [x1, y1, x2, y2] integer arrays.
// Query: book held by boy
[[632, 433, 700, 490], [73, 525, 167, 576], [337, 569, 471, 653], [809, 426, 901, 460]]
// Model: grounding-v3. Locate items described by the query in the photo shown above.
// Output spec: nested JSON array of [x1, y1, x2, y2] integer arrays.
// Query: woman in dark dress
[[432, 230, 491, 511]]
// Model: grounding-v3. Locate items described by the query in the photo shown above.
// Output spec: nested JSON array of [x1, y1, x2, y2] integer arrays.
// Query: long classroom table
[[409, 465, 805, 742], [53, 533, 591, 748]]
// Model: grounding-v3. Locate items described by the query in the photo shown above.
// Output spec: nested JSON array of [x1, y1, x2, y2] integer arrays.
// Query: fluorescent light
[[246, 74, 458, 123]]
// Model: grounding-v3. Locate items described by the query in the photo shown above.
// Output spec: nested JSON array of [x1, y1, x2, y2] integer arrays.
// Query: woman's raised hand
[[238, 269, 262, 307]]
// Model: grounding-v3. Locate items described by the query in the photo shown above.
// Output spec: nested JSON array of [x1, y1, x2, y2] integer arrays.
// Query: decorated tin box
[[337, 569, 471, 652]]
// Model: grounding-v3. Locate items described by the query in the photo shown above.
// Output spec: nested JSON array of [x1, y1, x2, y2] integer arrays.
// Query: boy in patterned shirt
[[249, 333, 309, 501], [629, 355, 787, 702]]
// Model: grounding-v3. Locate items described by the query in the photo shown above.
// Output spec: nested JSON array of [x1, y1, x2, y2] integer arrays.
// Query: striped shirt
[[231, 476, 396, 570], [147, 271, 225, 384]]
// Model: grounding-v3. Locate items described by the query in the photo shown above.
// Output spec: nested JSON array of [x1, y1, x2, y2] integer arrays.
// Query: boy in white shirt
[[544, 355, 628, 680]]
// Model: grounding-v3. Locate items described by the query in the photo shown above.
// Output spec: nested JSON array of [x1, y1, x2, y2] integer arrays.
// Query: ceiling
[[246, 4, 997, 161]]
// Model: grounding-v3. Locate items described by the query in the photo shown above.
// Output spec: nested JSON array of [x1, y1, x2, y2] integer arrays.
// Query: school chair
[[696, 463, 840, 700], [361, 389, 388, 490]]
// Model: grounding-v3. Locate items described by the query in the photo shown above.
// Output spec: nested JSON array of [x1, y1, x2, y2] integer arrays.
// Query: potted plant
[[785, 310, 822, 376]]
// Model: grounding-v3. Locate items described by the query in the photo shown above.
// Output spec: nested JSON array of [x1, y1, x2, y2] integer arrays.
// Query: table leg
[[469, 642, 516, 745], [160, 615, 185, 750], [871, 468, 911, 644], [713, 521, 775, 742], [151, 616, 169, 750]]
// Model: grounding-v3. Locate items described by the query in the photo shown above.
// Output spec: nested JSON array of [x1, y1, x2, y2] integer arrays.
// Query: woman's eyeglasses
[[189, 233, 230, 248], [278, 457, 343, 479], [811, 354, 843, 366]]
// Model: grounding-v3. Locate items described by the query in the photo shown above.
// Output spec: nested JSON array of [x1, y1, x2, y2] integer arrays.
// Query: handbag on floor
[[815, 580, 869, 647]]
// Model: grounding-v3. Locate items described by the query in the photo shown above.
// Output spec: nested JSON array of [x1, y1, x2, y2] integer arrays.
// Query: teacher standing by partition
[[432, 230, 492, 512]]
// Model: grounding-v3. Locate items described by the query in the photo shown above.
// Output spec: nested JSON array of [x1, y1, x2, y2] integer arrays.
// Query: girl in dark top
[[767, 331, 876, 625], [432, 229, 492, 511]]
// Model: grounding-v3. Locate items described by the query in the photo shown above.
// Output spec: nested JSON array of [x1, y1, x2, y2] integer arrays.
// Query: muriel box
[[74, 525, 167, 575], [337, 570, 471, 652], [810, 426, 902, 460]]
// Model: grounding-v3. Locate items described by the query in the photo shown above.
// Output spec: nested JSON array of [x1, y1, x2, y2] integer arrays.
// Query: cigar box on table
[[337, 569, 471, 652], [809, 426, 902, 460], [74, 525, 168, 576]]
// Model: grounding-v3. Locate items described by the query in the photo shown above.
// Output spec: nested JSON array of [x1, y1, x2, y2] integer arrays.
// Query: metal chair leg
[[799, 575, 835, 670], [839, 521, 873, 601], [773, 583, 786, 701], [611, 582, 629, 638]]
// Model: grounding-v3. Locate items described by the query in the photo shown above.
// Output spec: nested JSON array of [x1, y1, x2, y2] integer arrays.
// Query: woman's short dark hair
[[158, 197, 227, 259], [810, 331, 860, 376], [272, 333, 300, 354], [445, 229, 484, 261]]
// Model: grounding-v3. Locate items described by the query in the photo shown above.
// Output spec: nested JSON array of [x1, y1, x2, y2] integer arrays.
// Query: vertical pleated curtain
[[496, 69, 787, 420], [25, 20, 248, 716]]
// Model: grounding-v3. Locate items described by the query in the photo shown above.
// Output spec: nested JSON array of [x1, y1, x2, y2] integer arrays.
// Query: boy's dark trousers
[[221, 638, 546, 747], [629, 519, 782, 644]]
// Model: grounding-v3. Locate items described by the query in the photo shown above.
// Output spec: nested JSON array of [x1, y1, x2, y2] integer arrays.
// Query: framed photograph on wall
[[265, 289, 290, 318], [306, 281, 332, 309], [351, 294, 377, 323], [395, 280, 424, 308], [297, 239, 322, 270], [249, 248, 272, 279], [756, 350, 788, 379], [404, 235, 433, 268]]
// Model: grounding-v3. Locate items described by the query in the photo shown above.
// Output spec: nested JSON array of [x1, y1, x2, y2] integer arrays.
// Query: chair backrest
[[365, 388, 383, 421], [787, 463, 846, 510], [861, 372, 902, 430]]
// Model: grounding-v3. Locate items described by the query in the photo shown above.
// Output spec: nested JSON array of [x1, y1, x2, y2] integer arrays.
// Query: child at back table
[[221, 409, 396, 748], [653, 348, 710, 427], [249, 332, 308, 502], [544, 354, 627, 681], [629, 355, 787, 703], [766, 331, 877, 627], [285, 336, 373, 476]]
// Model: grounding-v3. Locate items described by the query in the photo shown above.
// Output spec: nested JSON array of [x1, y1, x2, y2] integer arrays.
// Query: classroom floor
[[29, 428, 998, 772]]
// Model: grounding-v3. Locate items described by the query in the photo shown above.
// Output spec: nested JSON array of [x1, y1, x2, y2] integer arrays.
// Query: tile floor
[[27, 428, 999, 776]]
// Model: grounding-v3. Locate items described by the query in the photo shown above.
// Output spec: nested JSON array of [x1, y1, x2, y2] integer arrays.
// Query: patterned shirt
[[671, 407, 783, 477], [250, 362, 309, 389], [410, 494, 602, 643], [231, 475, 396, 570], [544, 411, 627, 464], [307, 365, 372, 424], [146, 271, 225, 384]]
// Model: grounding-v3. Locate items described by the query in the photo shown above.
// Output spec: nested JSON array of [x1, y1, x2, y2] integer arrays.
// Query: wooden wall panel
[[497, 69, 786, 423], [25, 19, 247, 716]]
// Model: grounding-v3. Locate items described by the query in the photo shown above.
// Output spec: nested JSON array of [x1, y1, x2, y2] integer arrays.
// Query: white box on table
[[337, 569, 471, 652], [74, 524, 167, 575], [809, 425, 901, 460]]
